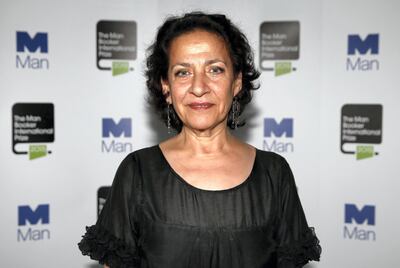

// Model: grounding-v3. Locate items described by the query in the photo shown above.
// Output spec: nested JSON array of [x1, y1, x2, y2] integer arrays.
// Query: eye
[[209, 66, 225, 74], [174, 69, 191, 77]]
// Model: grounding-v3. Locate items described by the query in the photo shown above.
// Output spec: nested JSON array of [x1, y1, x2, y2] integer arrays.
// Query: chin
[[184, 119, 226, 132], [184, 123, 212, 131]]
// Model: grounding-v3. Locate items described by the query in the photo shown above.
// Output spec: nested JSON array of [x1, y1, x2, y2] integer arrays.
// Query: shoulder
[[256, 149, 289, 171], [120, 145, 165, 175], [120, 145, 158, 162], [113, 145, 159, 176], [128, 145, 162, 164], [111, 146, 161, 193], [255, 149, 295, 188]]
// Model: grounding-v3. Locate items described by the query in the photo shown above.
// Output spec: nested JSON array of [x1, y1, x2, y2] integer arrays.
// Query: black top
[[78, 145, 321, 268]]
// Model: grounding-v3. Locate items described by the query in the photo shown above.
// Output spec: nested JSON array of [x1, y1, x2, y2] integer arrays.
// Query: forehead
[[168, 30, 231, 60]]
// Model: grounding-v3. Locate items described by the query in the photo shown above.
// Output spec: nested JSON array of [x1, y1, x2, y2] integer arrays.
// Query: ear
[[161, 78, 172, 104], [233, 72, 242, 97]]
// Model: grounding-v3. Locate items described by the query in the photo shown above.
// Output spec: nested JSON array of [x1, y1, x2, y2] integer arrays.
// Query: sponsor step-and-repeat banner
[[259, 21, 300, 76], [0, 0, 399, 267], [97, 20, 137, 76], [12, 103, 55, 160]]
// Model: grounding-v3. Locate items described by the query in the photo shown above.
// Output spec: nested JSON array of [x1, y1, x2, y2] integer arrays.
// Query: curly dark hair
[[145, 11, 260, 132]]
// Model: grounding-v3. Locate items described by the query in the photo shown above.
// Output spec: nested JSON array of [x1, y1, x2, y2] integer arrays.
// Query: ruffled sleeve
[[78, 154, 141, 268], [275, 158, 321, 268]]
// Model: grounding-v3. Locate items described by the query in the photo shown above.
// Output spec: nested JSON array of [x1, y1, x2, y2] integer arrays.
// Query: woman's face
[[162, 30, 242, 132]]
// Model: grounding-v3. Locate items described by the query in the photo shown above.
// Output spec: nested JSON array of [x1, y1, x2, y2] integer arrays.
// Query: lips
[[188, 102, 214, 110]]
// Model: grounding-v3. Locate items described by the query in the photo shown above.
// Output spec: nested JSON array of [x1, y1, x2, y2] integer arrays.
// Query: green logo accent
[[29, 145, 47, 160], [112, 61, 129, 76], [275, 62, 292, 76], [356, 145, 374, 160]]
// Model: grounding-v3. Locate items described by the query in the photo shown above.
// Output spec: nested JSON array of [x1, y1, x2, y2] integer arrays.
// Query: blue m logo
[[345, 204, 375, 225], [264, 118, 293, 138], [102, 118, 132, 138], [348, 34, 379, 55], [16, 32, 48, 53], [18, 204, 50, 226]]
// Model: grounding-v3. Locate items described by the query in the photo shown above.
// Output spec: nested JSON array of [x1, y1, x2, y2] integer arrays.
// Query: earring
[[231, 98, 240, 129], [167, 104, 171, 133]]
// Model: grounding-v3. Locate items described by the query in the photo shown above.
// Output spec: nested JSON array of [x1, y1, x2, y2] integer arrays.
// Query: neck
[[177, 124, 234, 156]]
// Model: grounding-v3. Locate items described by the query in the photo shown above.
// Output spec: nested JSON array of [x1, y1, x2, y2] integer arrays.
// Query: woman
[[78, 12, 321, 268]]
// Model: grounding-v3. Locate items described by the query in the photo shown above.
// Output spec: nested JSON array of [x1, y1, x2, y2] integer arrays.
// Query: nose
[[191, 71, 209, 97]]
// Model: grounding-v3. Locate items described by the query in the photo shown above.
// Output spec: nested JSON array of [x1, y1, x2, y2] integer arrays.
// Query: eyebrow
[[206, 59, 227, 65], [171, 59, 227, 69], [171, 62, 191, 68]]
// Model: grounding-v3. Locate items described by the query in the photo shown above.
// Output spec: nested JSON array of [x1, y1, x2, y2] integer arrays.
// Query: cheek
[[171, 88, 189, 103], [169, 81, 190, 100], [210, 81, 235, 101]]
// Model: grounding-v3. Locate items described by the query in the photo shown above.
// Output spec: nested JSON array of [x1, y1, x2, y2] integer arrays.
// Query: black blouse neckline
[[78, 146, 322, 267], [156, 145, 258, 193]]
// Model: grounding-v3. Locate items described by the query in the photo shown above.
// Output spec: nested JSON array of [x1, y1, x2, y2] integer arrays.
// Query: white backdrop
[[0, 0, 399, 267]]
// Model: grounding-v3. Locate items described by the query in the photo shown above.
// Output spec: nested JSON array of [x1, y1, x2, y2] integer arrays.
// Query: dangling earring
[[167, 104, 171, 134], [231, 98, 240, 129]]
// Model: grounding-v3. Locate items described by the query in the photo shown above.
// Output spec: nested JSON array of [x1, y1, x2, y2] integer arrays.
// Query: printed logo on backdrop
[[341, 104, 382, 160], [18, 204, 50, 242], [347, 33, 379, 71], [97, 20, 137, 76], [102, 118, 133, 153], [16, 31, 49, 69], [12, 103, 55, 160], [259, 21, 300, 76], [97, 186, 111, 217], [344, 203, 376, 241], [263, 117, 294, 153]]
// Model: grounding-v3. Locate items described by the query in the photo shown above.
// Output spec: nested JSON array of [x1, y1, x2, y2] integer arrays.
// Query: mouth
[[188, 102, 214, 110]]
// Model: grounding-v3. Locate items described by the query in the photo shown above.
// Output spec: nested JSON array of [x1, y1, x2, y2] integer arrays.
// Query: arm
[[275, 159, 321, 267], [78, 154, 141, 267]]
